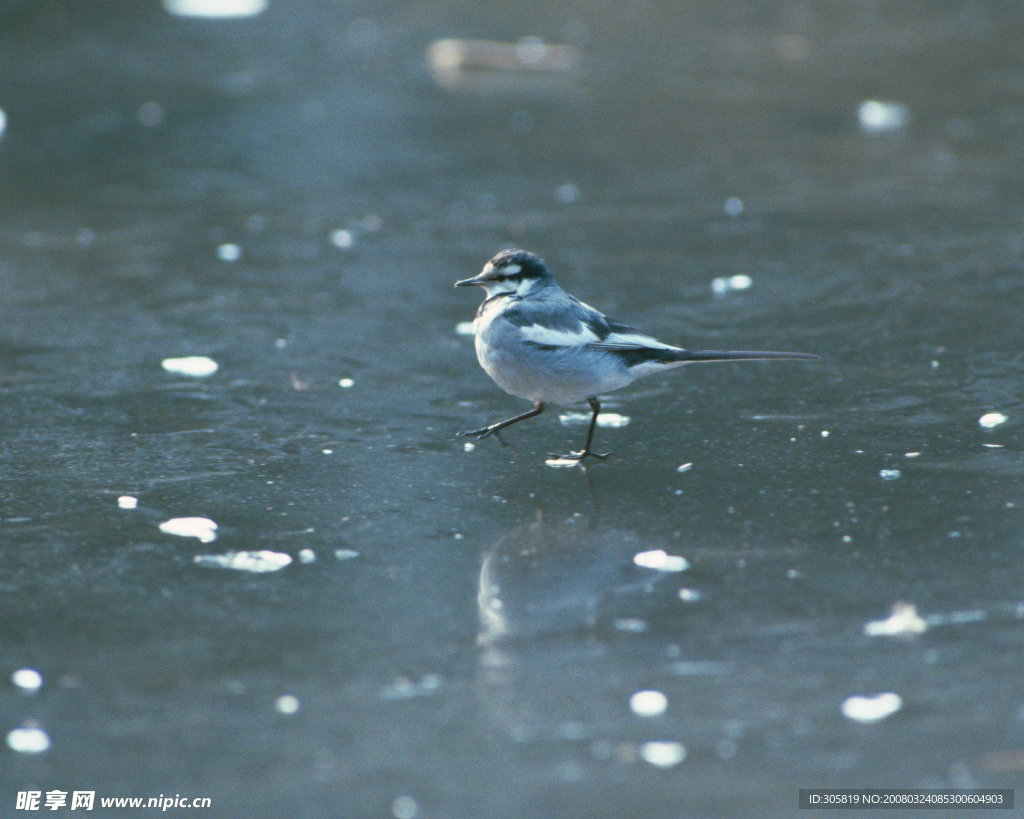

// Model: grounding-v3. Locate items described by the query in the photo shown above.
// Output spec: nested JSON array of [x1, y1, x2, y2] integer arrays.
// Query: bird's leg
[[458, 402, 545, 445], [556, 396, 612, 462]]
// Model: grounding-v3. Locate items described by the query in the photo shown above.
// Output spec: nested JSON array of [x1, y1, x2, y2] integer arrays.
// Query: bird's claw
[[457, 427, 507, 446], [457, 427, 487, 439]]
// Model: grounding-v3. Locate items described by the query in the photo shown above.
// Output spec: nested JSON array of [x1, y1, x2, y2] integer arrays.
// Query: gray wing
[[503, 295, 681, 366]]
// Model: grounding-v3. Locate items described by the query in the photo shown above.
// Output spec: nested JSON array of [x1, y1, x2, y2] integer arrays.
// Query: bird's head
[[455, 249, 555, 299]]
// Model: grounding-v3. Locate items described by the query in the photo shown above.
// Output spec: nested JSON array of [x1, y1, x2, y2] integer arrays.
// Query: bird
[[455, 249, 818, 463]]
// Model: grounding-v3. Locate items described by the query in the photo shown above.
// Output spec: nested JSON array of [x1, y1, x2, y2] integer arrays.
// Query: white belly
[[475, 332, 634, 405]]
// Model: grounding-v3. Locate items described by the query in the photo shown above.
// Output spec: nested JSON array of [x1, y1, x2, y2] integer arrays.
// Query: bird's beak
[[454, 275, 485, 288]]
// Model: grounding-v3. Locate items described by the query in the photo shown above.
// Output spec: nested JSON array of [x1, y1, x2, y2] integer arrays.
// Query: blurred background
[[1, 1, 1023, 816]]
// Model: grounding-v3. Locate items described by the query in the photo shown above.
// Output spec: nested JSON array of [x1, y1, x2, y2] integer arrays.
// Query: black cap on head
[[455, 248, 555, 289], [484, 249, 552, 280]]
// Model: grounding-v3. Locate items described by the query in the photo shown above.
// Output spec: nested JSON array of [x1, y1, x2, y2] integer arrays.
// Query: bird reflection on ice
[[474, 510, 703, 746], [477, 512, 666, 653]]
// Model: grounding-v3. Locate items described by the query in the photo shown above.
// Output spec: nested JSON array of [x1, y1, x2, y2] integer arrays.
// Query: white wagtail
[[456, 249, 818, 462]]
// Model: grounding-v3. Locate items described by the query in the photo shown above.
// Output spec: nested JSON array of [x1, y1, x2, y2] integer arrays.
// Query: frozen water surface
[[3, 2, 1024, 817]]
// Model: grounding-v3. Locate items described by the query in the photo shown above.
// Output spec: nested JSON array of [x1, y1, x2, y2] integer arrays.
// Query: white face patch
[[518, 322, 601, 347], [477, 269, 538, 299], [481, 261, 521, 277], [475, 262, 531, 297]]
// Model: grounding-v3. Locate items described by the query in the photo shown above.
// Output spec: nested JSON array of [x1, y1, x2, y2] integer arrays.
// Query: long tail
[[669, 349, 819, 363]]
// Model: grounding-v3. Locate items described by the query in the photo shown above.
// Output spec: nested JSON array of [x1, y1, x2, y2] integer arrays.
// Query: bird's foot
[[457, 426, 507, 446]]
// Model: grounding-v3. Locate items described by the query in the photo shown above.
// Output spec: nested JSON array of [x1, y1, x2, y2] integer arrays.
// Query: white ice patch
[[160, 517, 218, 543], [633, 549, 689, 572], [711, 274, 753, 295], [979, 412, 1007, 428], [163, 0, 267, 18], [558, 412, 630, 428], [544, 457, 582, 468], [391, 796, 419, 819], [216, 243, 241, 262], [858, 100, 911, 134], [6, 723, 50, 754], [640, 741, 686, 767], [723, 196, 744, 217], [841, 692, 902, 723], [193, 550, 292, 573], [378, 673, 443, 701], [117, 495, 139, 509], [629, 689, 668, 717], [924, 608, 988, 627], [161, 356, 218, 377], [330, 229, 354, 249], [11, 668, 43, 693], [863, 602, 928, 637]]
